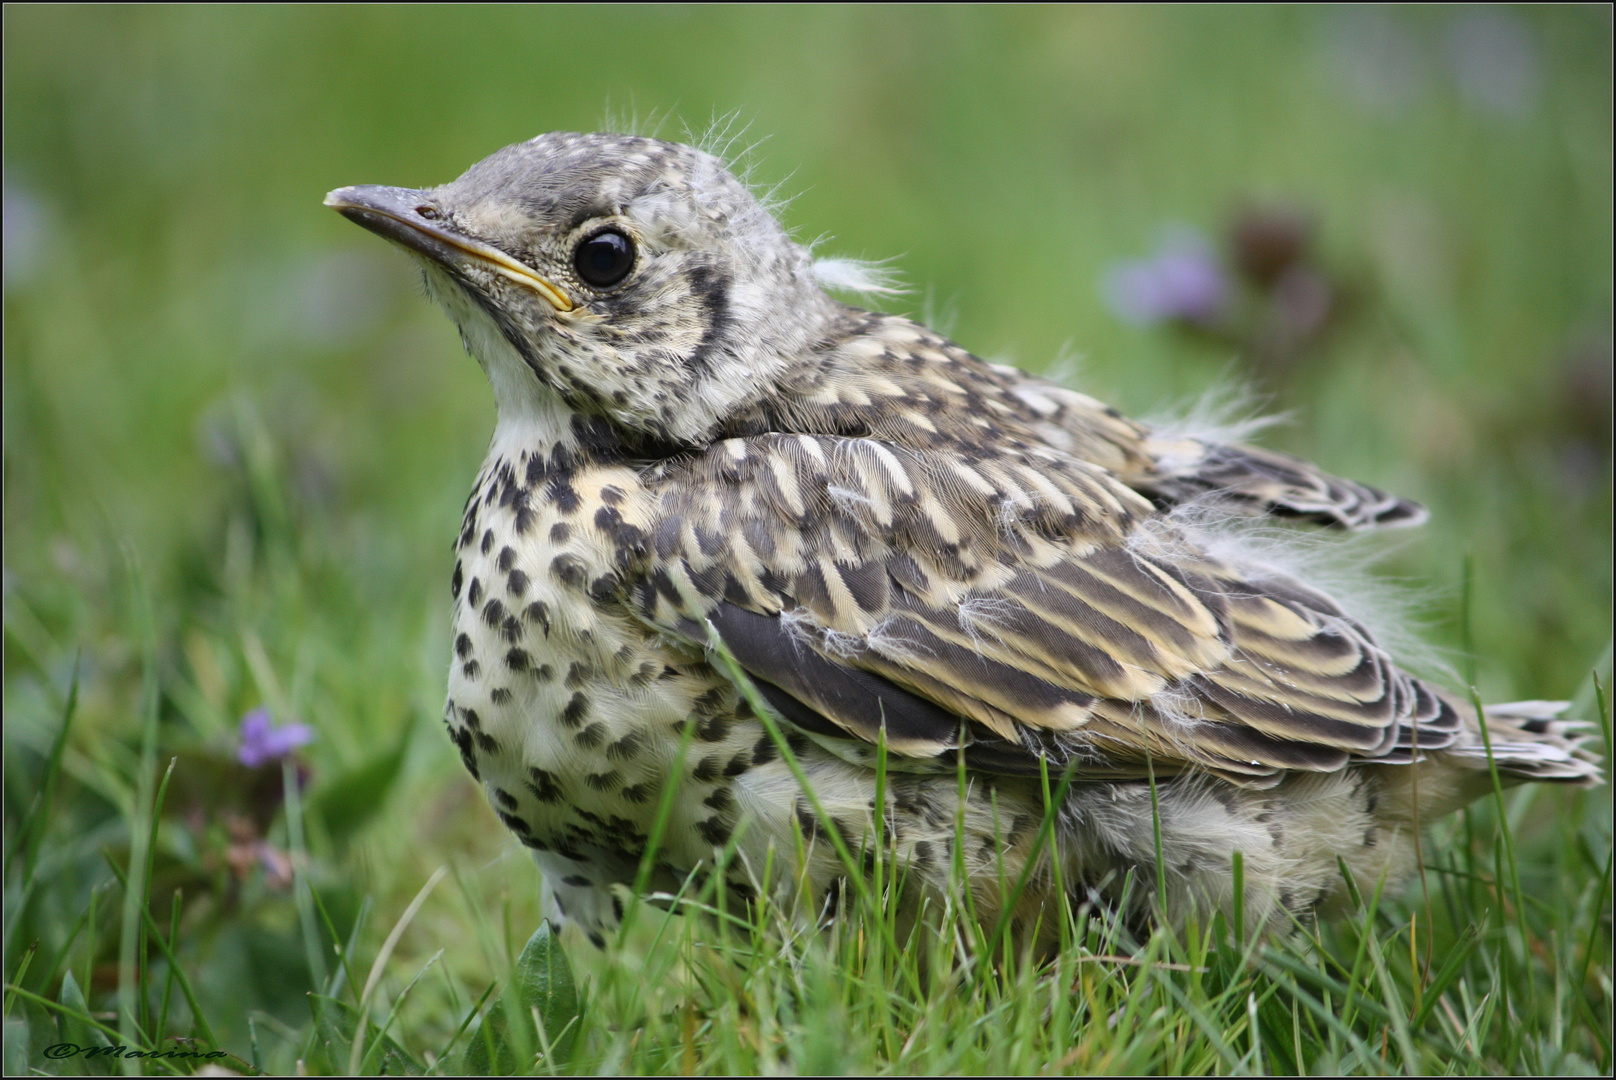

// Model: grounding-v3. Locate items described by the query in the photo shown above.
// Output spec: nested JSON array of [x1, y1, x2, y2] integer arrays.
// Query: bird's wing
[[998, 373, 1427, 529], [631, 432, 1457, 783]]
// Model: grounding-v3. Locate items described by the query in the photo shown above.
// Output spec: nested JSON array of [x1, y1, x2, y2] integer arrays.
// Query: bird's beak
[[324, 184, 574, 313]]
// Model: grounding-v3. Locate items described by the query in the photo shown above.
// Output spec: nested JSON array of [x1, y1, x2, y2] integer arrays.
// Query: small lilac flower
[[237, 707, 314, 768], [1102, 230, 1231, 328]]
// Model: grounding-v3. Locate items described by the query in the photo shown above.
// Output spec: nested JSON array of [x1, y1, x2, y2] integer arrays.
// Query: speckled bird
[[326, 132, 1599, 952]]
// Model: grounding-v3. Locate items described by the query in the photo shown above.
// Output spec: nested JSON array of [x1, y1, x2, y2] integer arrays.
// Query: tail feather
[[1371, 698, 1601, 822], [1444, 699, 1605, 784]]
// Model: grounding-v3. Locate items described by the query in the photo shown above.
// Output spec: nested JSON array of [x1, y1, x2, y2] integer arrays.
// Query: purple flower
[[237, 708, 314, 768], [1102, 230, 1231, 328]]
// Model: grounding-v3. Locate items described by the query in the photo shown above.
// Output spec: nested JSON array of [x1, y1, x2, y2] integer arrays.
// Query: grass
[[4, 6, 1611, 1075]]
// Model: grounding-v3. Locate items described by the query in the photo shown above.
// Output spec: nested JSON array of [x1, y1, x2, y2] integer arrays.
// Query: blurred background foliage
[[4, 5, 1610, 1070]]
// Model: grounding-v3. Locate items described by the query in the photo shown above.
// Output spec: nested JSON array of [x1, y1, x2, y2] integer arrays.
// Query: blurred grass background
[[4, 5, 1610, 1074]]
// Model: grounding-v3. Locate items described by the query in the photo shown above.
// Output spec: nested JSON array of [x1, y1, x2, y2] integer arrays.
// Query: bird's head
[[327, 132, 839, 448]]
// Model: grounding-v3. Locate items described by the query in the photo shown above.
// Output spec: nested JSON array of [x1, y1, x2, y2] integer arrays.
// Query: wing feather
[[637, 428, 1448, 783], [1001, 373, 1428, 529]]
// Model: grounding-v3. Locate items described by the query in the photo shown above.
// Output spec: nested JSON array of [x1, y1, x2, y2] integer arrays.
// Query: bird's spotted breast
[[441, 446, 789, 917]]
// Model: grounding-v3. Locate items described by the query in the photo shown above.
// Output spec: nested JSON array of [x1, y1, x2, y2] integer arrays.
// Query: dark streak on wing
[[698, 605, 963, 753], [1140, 442, 1428, 530]]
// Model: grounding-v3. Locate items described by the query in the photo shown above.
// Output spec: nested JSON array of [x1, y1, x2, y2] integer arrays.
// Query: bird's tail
[[1372, 698, 1602, 822], [1440, 698, 1604, 783]]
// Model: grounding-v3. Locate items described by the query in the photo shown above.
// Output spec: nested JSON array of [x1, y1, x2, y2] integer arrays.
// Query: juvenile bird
[[326, 133, 1599, 951]]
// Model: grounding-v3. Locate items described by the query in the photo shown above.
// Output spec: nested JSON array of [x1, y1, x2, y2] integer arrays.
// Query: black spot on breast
[[561, 693, 589, 727], [461, 660, 481, 679], [481, 598, 508, 628], [501, 615, 522, 643], [696, 715, 732, 743], [474, 731, 500, 753], [751, 736, 779, 767], [520, 835, 550, 852], [492, 787, 519, 810], [696, 816, 732, 846], [620, 782, 652, 804], [575, 722, 607, 749], [606, 731, 644, 762], [703, 787, 733, 813], [523, 601, 551, 635], [586, 770, 622, 791], [562, 874, 592, 887], [515, 505, 535, 535], [481, 529, 494, 555], [589, 575, 617, 601], [565, 662, 594, 689], [496, 810, 531, 835], [455, 633, 473, 658], [451, 727, 479, 779], [468, 578, 484, 608], [552, 554, 589, 589], [505, 648, 530, 672], [452, 561, 463, 599], [546, 475, 581, 513], [535, 664, 554, 681], [600, 484, 624, 507], [1363, 826, 1378, 848], [692, 685, 727, 711], [550, 522, 572, 543], [507, 569, 529, 598], [490, 687, 511, 705], [527, 768, 563, 802], [693, 755, 724, 783], [723, 752, 751, 778], [587, 930, 607, 950], [497, 546, 516, 572]]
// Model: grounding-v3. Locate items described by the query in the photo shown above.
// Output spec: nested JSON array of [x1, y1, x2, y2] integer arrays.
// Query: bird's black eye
[[574, 229, 635, 288]]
